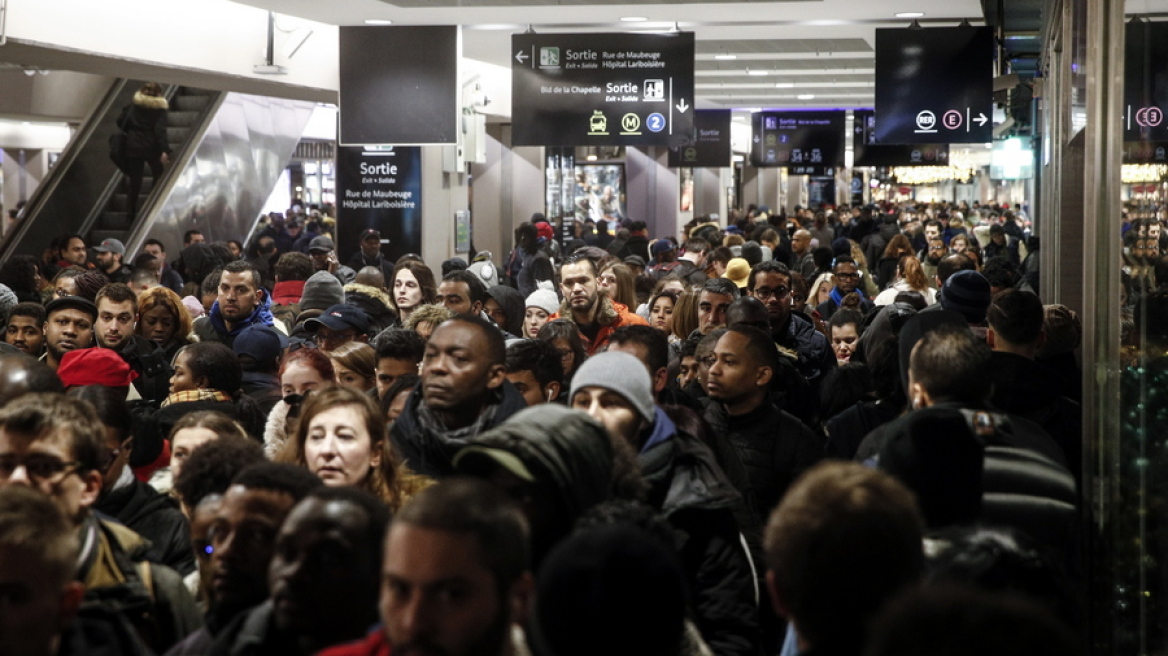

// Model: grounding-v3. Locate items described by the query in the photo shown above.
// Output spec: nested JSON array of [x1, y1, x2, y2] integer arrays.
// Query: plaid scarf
[[161, 389, 233, 408]]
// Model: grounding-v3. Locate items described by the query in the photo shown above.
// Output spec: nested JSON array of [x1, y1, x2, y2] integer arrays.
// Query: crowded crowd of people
[[0, 199, 1099, 655]]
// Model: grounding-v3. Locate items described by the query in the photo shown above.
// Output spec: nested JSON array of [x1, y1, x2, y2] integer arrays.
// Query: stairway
[[87, 87, 220, 247]]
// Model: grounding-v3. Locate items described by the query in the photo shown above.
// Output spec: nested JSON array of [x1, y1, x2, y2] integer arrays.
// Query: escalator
[[1, 78, 315, 261]]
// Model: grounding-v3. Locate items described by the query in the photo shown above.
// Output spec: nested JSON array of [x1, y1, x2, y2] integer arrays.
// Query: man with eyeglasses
[[0, 393, 201, 654], [303, 304, 370, 350], [747, 261, 835, 392], [814, 255, 873, 321]]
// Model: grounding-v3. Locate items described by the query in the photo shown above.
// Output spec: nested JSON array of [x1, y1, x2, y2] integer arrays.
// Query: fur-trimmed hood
[[133, 91, 169, 111], [558, 292, 622, 327]]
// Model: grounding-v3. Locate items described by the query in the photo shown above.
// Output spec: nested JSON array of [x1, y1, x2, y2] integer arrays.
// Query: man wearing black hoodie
[[390, 315, 526, 478]]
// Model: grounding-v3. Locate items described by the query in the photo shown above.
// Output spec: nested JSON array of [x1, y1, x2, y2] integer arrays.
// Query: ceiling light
[[364, 19, 393, 25], [775, 82, 794, 88], [620, 16, 648, 22], [748, 70, 769, 76], [797, 94, 815, 100], [895, 12, 925, 18], [714, 54, 737, 60]]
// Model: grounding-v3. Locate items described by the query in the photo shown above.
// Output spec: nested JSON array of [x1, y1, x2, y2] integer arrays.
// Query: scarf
[[829, 285, 847, 307], [162, 389, 233, 408]]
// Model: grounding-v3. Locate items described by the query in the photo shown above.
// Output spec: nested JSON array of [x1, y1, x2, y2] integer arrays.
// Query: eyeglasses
[[753, 286, 790, 300], [835, 272, 860, 280], [0, 454, 84, 483], [699, 356, 717, 368], [54, 288, 71, 298]]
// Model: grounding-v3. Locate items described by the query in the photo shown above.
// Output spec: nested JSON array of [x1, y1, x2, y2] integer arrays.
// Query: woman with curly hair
[[0, 254, 46, 303], [276, 384, 430, 510], [137, 285, 194, 361]]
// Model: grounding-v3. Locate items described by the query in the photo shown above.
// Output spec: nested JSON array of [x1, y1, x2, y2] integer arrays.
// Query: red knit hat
[[57, 348, 139, 388], [535, 221, 555, 241]]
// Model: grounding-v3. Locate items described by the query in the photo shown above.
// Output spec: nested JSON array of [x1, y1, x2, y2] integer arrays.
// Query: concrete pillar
[[420, 146, 468, 267], [471, 125, 544, 264], [626, 146, 679, 239]]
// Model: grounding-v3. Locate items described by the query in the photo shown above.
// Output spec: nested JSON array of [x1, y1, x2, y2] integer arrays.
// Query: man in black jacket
[[95, 283, 171, 404], [703, 325, 823, 524], [390, 315, 526, 478], [747, 260, 836, 391], [569, 351, 760, 656]]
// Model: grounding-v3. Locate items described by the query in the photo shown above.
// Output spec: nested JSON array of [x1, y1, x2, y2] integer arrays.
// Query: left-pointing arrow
[[515, 51, 529, 64], [974, 112, 988, 126]]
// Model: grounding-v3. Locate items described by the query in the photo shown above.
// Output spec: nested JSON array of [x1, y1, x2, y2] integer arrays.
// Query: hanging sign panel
[[874, 26, 994, 144], [668, 109, 732, 167], [1123, 20, 1168, 161], [749, 111, 845, 168], [336, 146, 422, 263], [853, 110, 950, 166], [512, 31, 695, 147], [339, 26, 460, 145]]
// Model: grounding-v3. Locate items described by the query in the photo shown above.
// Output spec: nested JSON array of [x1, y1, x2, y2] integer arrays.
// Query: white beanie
[[525, 280, 560, 315], [568, 351, 656, 423]]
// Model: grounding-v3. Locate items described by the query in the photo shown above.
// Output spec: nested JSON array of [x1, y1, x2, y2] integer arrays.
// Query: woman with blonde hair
[[137, 285, 194, 361], [670, 286, 701, 342], [276, 384, 429, 510], [874, 256, 937, 306]]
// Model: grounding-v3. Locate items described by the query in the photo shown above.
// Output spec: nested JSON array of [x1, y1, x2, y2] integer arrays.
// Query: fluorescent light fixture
[[747, 70, 769, 76], [775, 82, 794, 88], [620, 16, 648, 22], [895, 12, 925, 18], [714, 54, 737, 60], [364, 19, 393, 25], [586, 154, 598, 161], [797, 94, 815, 100]]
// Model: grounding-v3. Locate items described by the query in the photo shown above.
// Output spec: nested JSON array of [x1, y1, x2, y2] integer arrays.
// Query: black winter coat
[[119, 91, 171, 160], [93, 479, 193, 576]]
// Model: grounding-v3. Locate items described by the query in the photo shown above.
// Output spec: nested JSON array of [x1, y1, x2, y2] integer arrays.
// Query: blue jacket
[[193, 291, 275, 348]]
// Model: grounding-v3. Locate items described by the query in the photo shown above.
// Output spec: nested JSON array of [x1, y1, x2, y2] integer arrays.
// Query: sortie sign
[[511, 32, 695, 147]]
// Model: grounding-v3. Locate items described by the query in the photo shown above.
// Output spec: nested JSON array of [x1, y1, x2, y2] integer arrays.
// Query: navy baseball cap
[[303, 304, 370, 335]]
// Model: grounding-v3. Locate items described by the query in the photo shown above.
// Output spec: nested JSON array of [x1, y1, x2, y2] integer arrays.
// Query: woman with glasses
[[275, 384, 430, 510], [51, 266, 87, 299], [537, 319, 588, 393]]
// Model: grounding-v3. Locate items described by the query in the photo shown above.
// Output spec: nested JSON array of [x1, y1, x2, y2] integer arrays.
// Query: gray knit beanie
[[568, 351, 656, 423], [0, 284, 17, 322], [525, 281, 560, 315], [300, 271, 345, 312]]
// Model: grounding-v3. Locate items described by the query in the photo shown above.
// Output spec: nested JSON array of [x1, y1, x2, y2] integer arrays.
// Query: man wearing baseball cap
[[93, 238, 133, 283], [346, 228, 394, 282], [41, 296, 97, 371], [307, 235, 356, 285], [304, 304, 370, 350]]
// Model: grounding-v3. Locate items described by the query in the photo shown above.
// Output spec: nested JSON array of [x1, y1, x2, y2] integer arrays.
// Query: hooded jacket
[[486, 285, 526, 336], [344, 283, 398, 334], [390, 380, 527, 478], [637, 407, 761, 656], [193, 291, 275, 348], [120, 91, 171, 160], [93, 477, 194, 576]]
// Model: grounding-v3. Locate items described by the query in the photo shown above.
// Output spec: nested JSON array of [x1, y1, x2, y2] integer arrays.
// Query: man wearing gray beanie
[[568, 351, 760, 656], [300, 270, 345, 312]]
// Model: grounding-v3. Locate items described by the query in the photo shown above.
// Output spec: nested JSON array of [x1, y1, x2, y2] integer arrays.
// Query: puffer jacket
[[390, 380, 527, 478], [638, 408, 761, 656], [703, 399, 823, 522]]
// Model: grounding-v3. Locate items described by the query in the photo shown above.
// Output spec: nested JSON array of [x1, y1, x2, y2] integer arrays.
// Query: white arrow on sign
[[973, 112, 988, 126], [675, 99, 690, 113], [515, 51, 529, 64]]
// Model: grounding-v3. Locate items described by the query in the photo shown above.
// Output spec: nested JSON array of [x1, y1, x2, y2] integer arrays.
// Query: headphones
[[546, 388, 555, 402]]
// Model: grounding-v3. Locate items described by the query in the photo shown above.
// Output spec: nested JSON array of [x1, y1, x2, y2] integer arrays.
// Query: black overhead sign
[[749, 111, 845, 168], [338, 26, 460, 145], [511, 32, 695, 147], [853, 110, 950, 166], [668, 110, 731, 167], [874, 26, 993, 144], [336, 146, 423, 262], [1123, 20, 1168, 149]]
